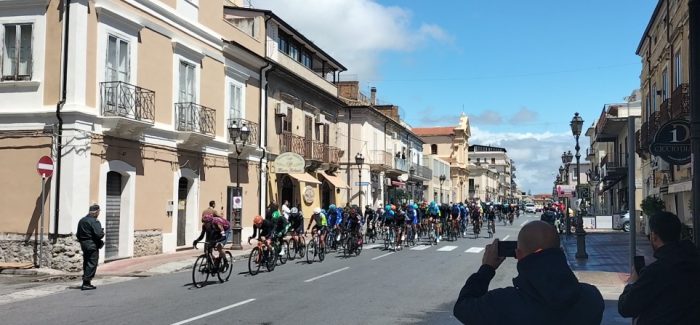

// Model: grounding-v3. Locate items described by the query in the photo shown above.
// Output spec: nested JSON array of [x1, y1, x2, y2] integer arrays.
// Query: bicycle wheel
[[306, 239, 316, 264], [266, 249, 277, 272], [248, 247, 262, 276], [343, 237, 351, 257], [289, 239, 297, 260], [318, 241, 326, 262], [192, 255, 209, 288], [278, 240, 289, 265], [298, 237, 306, 258], [355, 236, 363, 256], [218, 251, 234, 282]]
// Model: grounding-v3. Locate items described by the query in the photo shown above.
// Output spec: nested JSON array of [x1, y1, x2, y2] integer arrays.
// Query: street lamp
[[570, 112, 587, 259], [439, 174, 446, 204], [228, 120, 250, 250], [355, 153, 365, 213], [409, 166, 416, 202]]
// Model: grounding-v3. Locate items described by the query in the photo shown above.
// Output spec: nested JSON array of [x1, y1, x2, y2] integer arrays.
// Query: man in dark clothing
[[453, 221, 604, 325], [540, 207, 556, 226], [76, 204, 104, 291], [617, 212, 700, 324]]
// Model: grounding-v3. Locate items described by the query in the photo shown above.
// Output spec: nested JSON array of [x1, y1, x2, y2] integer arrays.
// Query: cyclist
[[395, 205, 406, 247], [383, 204, 396, 234], [347, 206, 362, 238], [364, 205, 376, 240], [194, 201, 227, 265], [470, 203, 481, 233], [407, 203, 418, 242], [306, 207, 328, 248], [459, 203, 469, 236], [248, 215, 274, 253], [427, 201, 441, 242], [450, 203, 461, 236], [272, 208, 290, 256], [486, 205, 497, 234], [288, 207, 304, 249]]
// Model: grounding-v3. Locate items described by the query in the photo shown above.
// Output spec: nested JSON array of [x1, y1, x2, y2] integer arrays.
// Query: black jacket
[[76, 215, 104, 244], [454, 248, 603, 325], [618, 240, 700, 325], [540, 211, 556, 225]]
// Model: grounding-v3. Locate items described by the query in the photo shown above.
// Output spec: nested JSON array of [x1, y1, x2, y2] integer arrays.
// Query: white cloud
[[251, 0, 452, 80], [470, 126, 588, 195]]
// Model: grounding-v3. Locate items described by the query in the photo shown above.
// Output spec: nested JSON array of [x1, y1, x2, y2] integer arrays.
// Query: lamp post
[[439, 174, 446, 204], [355, 153, 365, 212], [561, 151, 573, 235], [228, 120, 250, 250], [409, 166, 416, 203], [570, 112, 588, 259]]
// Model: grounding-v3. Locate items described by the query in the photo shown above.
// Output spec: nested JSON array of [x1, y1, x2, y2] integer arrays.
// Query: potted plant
[[641, 195, 665, 217]]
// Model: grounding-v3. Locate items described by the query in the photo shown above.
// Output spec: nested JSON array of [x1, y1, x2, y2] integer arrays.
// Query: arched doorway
[[321, 180, 332, 209], [177, 177, 190, 246], [105, 171, 122, 260], [280, 175, 295, 207]]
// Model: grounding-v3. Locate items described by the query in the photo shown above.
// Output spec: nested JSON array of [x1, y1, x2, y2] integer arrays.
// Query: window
[[651, 83, 657, 112], [674, 51, 682, 88], [288, 44, 299, 61], [323, 123, 330, 145], [431, 144, 437, 155], [282, 107, 292, 132], [2, 24, 33, 81], [645, 93, 651, 121], [106, 35, 129, 82], [278, 35, 288, 53], [491, 158, 496, 164], [229, 82, 242, 119], [178, 61, 196, 103], [300, 51, 312, 68], [662, 68, 669, 100]]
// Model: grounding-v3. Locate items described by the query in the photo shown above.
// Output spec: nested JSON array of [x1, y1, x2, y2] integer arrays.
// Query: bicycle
[[343, 231, 363, 257], [272, 236, 289, 265], [288, 229, 306, 260], [405, 225, 416, 247], [306, 229, 325, 264], [192, 241, 233, 287], [248, 238, 276, 276], [383, 226, 396, 251], [472, 219, 481, 238], [427, 221, 437, 245], [365, 222, 377, 244], [487, 219, 495, 238]]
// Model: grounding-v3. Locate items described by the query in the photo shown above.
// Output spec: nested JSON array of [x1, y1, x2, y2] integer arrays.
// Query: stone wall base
[[134, 230, 162, 257], [0, 233, 82, 272]]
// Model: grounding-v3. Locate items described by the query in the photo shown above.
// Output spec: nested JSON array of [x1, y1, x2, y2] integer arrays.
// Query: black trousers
[[80, 241, 99, 282]]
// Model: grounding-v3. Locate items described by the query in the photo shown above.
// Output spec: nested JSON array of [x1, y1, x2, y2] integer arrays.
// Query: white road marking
[[170, 299, 256, 325], [465, 247, 484, 253], [303, 267, 350, 283], [502, 235, 510, 240], [437, 245, 458, 252], [410, 245, 431, 251], [371, 252, 394, 260], [364, 244, 382, 249], [520, 220, 531, 227]]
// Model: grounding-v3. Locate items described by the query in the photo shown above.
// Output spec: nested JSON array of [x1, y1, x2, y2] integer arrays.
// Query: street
[[0, 215, 534, 325]]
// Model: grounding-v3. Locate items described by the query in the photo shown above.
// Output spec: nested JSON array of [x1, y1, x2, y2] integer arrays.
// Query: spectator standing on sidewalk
[[617, 212, 700, 325], [76, 204, 104, 291], [453, 221, 604, 325]]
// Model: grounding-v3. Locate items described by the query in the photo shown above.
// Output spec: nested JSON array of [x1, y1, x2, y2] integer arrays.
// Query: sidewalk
[[561, 231, 654, 324]]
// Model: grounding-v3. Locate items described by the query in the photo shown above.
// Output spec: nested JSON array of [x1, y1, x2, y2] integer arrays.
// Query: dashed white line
[[364, 244, 382, 249], [465, 247, 485, 253], [410, 245, 431, 251], [171, 298, 256, 325], [502, 235, 510, 240], [303, 267, 350, 283], [520, 220, 531, 227], [437, 245, 458, 252], [371, 252, 394, 260]]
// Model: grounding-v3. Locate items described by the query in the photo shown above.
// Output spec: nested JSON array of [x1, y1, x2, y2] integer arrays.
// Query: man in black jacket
[[617, 212, 700, 324], [453, 221, 603, 324], [76, 204, 105, 291]]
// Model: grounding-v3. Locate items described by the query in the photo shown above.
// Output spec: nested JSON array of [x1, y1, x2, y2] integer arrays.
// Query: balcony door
[[105, 35, 130, 115], [178, 61, 196, 131]]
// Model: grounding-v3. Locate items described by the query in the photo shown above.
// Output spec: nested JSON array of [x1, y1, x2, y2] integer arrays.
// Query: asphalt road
[[0, 215, 537, 325]]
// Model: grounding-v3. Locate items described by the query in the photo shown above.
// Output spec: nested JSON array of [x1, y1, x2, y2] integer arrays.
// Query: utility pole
[[689, 0, 700, 247]]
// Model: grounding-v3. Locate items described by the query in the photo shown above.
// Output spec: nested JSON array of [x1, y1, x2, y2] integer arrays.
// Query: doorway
[[321, 180, 332, 209], [105, 171, 122, 260], [177, 177, 189, 246], [281, 175, 295, 207]]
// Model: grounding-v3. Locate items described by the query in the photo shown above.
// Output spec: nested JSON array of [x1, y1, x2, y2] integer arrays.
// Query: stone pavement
[[561, 231, 654, 325]]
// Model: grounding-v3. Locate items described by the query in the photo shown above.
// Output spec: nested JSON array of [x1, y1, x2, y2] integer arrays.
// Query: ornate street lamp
[[228, 120, 250, 250], [570, 112, 587, 259], [439, 174, 446, 204], [355, 153, 365, 212]]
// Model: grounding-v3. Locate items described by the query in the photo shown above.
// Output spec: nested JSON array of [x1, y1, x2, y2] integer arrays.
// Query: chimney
[[370, 87, 377, 105]]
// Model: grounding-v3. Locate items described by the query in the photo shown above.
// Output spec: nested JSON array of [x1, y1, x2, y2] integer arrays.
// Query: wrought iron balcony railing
[[100, 81, 155, 123], [671, 83, 690, 119], [175, 102, 215, 136], [658, 98, 671, 125], [394, 157, 409, 172], [280, 132, 305, 156], [324, 145, 340, 165], [227, 118, 259, 146], [304, 139, 325, 161], [369, 150, 392, 167], [411, 164, 432, 179]]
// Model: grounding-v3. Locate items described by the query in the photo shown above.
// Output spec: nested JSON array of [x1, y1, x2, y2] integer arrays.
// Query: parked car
[[524, 204, 537, 213], [613, 212, 631, 232]]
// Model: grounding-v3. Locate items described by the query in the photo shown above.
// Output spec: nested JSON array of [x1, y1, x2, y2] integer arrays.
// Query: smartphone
[[634, 256, 646, 274], [498, 241, 517, 257]]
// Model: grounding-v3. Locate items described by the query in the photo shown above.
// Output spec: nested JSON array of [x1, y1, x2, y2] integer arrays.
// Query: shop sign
[[391, 181, 406, 187], [274, 152, 306, 173], [650, 119, 691, 165]]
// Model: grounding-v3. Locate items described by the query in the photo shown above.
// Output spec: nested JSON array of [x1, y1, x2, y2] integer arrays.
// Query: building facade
[[467, 145, 517, 203], [635, 0, 693, 229]]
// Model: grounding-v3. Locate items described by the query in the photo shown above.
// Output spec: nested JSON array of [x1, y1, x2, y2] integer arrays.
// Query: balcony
[[670, 83, 690, 119], [409, 164, 432, 181], [648, 111, 660, 141], [280, 132, 305, 156], [304, 139, 325, 162], [368, 150, 392, 170], [658, 98, 671, 126], [324, 145, 340, 165], [275, 54, 337, 97], [100, 81, 155, 139], [601, 155, 627, 182], [175, 102, 215, 148], [393, 157, 409, 173]]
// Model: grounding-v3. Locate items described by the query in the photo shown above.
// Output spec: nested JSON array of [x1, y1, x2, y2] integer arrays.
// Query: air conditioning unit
[[315, 112, 323, 124], [275, 103, 286, 117]]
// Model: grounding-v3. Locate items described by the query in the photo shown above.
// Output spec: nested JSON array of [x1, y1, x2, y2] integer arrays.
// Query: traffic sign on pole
[[36, 156, 54, 178]]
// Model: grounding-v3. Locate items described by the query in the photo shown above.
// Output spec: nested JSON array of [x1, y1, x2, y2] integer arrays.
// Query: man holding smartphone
[[453, 220, 604, 325]]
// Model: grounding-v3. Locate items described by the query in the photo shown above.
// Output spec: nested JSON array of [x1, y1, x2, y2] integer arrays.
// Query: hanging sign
[[650, 119, 691, 165], [274, 152, 306, 173]]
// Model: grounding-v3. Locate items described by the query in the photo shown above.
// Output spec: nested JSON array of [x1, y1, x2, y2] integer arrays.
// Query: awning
[[319, 171, 350, 189], [288, 173, 321, 185]]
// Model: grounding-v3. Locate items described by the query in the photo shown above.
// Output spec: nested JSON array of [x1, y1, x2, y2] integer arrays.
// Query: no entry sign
[[37, 156, 54, 178]]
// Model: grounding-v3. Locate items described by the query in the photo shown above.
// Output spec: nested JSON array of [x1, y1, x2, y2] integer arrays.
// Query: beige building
[[413, 115, 471, 204], [423, 155, 452, 204], [635, 0, 693, 228], [467, 145, 517, 203]]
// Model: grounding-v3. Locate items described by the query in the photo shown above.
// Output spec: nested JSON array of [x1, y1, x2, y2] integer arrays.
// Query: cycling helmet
[[313, 207, 322, 214], [329, 204, 336, 210], [291, 207, 299, 214], [253, 215, 263, 226]]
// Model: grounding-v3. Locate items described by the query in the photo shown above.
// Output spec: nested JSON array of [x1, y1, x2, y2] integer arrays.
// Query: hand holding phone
[[634, 256, 646, 274], [497, 241, 517, 258]]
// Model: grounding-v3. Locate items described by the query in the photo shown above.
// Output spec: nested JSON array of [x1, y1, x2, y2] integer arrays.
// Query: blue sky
[[254, 0, 658, 194]]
